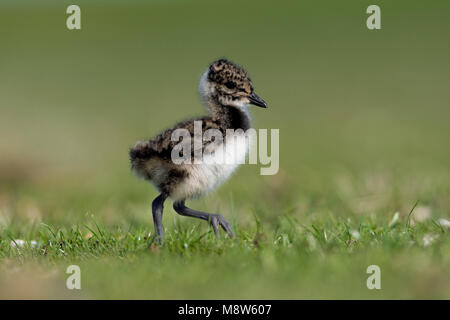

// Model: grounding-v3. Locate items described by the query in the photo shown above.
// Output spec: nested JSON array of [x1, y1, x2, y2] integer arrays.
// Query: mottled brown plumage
[[129, 58, 267, 243], [130, 107, 250, 196]]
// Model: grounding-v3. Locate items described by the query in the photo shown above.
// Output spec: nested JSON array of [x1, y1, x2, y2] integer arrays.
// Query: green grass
[[1, 211, 449, 299], [1, 0, 450, 299]]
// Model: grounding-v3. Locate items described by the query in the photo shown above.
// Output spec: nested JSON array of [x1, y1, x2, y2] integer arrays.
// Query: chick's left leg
[[152, 193, 167, 244], [173, 200, 234, 238]]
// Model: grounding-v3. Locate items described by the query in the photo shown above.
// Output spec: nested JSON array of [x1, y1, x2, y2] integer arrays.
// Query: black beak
[[248, 92, 267, 108]]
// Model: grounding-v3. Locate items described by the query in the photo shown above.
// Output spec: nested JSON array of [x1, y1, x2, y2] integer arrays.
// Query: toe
[[217, 215, 234, 238], [210, 216, 220, 238]]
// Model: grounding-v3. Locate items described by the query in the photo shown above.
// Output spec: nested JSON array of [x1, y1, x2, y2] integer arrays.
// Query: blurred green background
[[0, 0, 449, 299]]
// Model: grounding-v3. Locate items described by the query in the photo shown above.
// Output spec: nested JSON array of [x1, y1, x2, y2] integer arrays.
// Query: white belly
[[170, 133, 249, 201]]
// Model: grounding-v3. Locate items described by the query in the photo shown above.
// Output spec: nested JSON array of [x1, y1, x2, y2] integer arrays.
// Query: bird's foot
[[209, 214, 234, 238], [150, 234, 164, 246]]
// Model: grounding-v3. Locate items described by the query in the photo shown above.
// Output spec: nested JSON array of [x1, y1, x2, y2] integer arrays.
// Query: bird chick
[[129, 58, 267, 243]]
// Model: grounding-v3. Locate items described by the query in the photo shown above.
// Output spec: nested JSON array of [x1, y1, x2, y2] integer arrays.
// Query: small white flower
[[10, 239, 39, 248], [350, 230, 360, 240], [10, 239, 26, 248], [423, 233, 439, 247], [388, 212, 400, 227], [438, 218, 450, 228]]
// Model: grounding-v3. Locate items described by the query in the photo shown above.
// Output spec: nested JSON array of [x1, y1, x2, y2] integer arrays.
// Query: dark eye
[[225, 81, 236, 89]]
